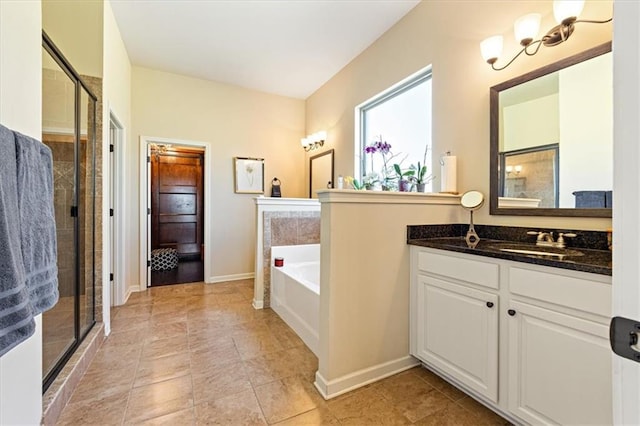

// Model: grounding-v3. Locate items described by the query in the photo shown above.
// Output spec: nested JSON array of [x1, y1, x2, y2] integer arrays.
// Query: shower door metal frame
[[42, 31, 97, 393]]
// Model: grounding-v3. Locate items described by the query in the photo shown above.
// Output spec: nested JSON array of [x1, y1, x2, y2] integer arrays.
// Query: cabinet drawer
[[417, 250, 499, 289], [509, 266, 611, 318]]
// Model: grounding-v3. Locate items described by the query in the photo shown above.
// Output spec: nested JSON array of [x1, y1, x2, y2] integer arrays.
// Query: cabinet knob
[[486, 302, 494, 308], [508, 309, 516, 316]]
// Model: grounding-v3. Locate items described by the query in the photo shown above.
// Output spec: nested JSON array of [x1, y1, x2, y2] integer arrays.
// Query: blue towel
[[14, 130, 59, 315], [0, 125, 34, 357], [0, 125, 59, 358]]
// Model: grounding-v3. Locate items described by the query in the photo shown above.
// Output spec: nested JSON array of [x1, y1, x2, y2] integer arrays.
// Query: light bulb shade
[[553, 0, 584, 24], [480, 35, 503, 63], [505, 165, 513, 172], [316, 130, 327, 141], [514, 13, 541, 45], [301, 137, 308, 147], [514, 165, 523, 173]]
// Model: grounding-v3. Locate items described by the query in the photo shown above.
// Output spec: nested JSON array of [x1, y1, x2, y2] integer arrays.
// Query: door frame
[[108, 110, 125, 310], [612, 1, 640, 424], [139, 136, 213, 289]]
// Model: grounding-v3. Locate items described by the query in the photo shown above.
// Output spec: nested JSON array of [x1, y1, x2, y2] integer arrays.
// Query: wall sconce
[[505, 165, 522, 176], [480, 0, 612, 71], [301, 131, 326, 152]]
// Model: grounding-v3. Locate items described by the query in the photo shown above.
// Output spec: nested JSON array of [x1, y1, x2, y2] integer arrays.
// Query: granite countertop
[[407, 225, 612, 276]]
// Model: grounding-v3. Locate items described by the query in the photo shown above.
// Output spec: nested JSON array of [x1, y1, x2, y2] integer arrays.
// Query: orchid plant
[[363, 136, 405, 190]]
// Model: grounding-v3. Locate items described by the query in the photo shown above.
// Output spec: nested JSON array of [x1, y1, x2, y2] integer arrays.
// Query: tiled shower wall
[[262, 211, 320, 307]]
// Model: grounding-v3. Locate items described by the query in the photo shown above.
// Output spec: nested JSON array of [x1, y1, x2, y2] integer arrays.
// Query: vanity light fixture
[[480, 0, 612, 71], [514, 165, 523, 175], [301, 131, 326, 152], [505, 165, 513, 175]]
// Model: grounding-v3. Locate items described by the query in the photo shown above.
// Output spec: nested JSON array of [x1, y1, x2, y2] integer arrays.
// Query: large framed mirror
[[309, 149, 334, 198], [490, 42, 612, 217]]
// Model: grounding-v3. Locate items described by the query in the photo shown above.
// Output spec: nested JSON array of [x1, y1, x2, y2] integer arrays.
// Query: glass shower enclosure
[[41, 32, 96, 391]]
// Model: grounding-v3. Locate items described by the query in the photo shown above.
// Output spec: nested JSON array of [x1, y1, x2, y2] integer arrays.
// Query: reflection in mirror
[[460, 190, 484, 247], [490, 42, 612, 217], [499, 143, 558, 207], [309, 149, 334, 198]]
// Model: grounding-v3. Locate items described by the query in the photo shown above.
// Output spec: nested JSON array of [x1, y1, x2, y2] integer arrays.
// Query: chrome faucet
[[527, 231, 576, 248]]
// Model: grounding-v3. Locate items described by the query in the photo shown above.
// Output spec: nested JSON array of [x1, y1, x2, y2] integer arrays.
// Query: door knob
[[486, 302, 494, 308], [508, 309, 516, 316]]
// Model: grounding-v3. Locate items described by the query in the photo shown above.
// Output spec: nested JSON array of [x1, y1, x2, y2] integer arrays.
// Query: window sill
[[316, 189, 461, 205]]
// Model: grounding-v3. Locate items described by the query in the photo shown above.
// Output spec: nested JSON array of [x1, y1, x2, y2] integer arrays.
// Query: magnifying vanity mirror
[[489, 42, 612, 217], [461, 190, 485, 247]]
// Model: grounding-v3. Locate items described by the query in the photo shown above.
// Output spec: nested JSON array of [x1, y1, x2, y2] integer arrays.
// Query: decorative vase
[[416, 183, 427, 193]]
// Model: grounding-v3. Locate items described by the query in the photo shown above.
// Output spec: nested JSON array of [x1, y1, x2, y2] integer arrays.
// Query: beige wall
[[559, 52, 613, 207], [131, 67, 306, 280], [102, 0, 132, 315], [306, 0, 613, 231], [503, 93, 559, 151], [0, 1, 43, 424], [42, 0, 104, 78]]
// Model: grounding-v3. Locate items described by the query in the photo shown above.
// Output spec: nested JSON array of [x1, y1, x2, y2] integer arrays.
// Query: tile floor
[[56, 279, 510, 425]]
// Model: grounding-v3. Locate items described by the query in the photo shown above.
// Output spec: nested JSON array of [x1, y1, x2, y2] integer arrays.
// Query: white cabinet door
[[507, 300, 612, 425], [415, 275, 499, 402]]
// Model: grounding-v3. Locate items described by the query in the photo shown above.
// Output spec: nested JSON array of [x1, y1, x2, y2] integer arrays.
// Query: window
[[357, 68, 433, 191]]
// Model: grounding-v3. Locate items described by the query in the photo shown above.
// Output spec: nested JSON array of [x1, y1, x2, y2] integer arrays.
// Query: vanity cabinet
[[411, 250, 500, 402], [415, 274, 499, 402], [506, 267, 612, 426], [410, 246, 612, 425]]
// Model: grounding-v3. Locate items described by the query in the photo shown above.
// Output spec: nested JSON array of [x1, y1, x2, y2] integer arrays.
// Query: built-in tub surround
[[270, 244, 320, 355], [315, 190, 462, 399], [253, 197, 320, 309], [407, 224, 611, 275]]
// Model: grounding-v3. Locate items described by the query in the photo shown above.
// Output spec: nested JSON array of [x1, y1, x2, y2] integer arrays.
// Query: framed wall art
[[234, 157, 264, 194]]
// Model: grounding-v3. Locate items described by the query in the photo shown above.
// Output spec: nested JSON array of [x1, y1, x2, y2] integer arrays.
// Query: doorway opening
[[149, 144, 205, 286]]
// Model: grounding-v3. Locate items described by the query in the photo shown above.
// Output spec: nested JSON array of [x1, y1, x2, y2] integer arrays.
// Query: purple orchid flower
[[376, 141, 391, 154]]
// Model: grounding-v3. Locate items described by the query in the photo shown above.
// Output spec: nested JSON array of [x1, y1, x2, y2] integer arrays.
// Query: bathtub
[[270, 244, 320, 356]]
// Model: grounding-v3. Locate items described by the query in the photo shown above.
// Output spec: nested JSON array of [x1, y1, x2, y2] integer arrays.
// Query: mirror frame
[[489, 41, 612, 217], [309, 149, 334, 198]]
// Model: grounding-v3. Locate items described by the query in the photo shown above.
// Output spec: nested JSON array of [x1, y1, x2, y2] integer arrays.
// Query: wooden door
[[151, 149, 204, 259]]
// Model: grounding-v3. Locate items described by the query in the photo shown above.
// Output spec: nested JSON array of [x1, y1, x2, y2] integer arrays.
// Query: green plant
[[393, 163, 415, 181], [413, 162, 429, 184], [344, 175, 365, 190]]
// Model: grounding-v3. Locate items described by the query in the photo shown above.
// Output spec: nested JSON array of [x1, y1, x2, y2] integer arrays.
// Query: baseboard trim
[[314, 355, 420, 399], [207, 272, 254, 284], [123, 286, 135, 304]]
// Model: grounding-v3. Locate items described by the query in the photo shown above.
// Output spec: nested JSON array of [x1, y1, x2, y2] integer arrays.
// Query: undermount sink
[[488, 243, 584, 258]]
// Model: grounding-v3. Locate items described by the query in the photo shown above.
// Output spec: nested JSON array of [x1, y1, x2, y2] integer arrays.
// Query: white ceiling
[[110, 0, 420, 99]]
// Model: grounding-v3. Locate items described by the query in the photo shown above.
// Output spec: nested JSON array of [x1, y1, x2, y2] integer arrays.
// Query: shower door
[[41, 33, 96, 391]]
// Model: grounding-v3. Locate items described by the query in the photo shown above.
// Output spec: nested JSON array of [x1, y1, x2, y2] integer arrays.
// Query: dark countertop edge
[[408, 238, 612, 277]]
